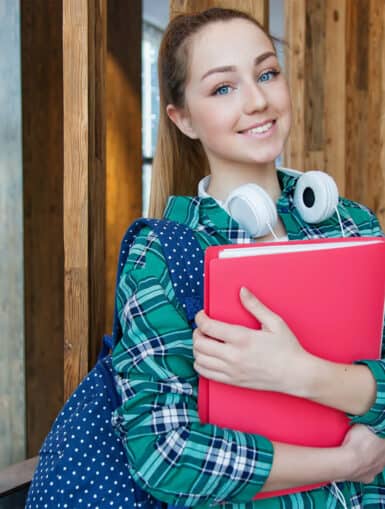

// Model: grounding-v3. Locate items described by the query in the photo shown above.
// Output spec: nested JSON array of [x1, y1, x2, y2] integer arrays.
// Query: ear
[[166, 104, 199, 140]]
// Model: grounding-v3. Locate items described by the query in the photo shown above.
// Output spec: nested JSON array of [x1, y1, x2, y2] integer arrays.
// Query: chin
[[248, 151, 283, 166]]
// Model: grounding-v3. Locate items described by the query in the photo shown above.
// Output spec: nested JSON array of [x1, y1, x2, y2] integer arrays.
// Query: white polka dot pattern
[[26, 219, 204, 508], [26, 356, 167, 508]]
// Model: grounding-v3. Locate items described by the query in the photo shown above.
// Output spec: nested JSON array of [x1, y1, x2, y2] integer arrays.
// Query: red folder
[[198, 237, 385, 499]]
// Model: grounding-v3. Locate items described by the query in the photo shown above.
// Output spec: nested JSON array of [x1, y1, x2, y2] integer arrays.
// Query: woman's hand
[[193, 287, 311, 395], [339, 424, 385, 483]]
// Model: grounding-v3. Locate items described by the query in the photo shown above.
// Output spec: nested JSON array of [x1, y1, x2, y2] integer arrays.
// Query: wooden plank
[[345, 0, 369, 203], [324, 0, 346, 195], [88, 0, 107, 367], [105, 0, 142, 334], [0, 457, 38, 497], [170, 0, 269, 28], [366, 0, 385, 228], [304, 0, 325, 152], [284, 0, 306, 169], [63, 0, 90, 397], [305, 150, 324, 171], [0, 0, 25, 468], [21, 0, 65, 456], [379, 1, 385, 230]]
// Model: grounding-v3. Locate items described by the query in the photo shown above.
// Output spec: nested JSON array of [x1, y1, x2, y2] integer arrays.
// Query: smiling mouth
[[239, 120, 276, 136]]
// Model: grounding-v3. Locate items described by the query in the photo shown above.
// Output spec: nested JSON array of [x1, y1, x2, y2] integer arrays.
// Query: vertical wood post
[[170, 0, 268, 27], [105, 0, 142, 335], [22, 0, 65, 456], [284, 0, 385, 229], [22, 0, 106, 454], [63, 0, 106, 397]]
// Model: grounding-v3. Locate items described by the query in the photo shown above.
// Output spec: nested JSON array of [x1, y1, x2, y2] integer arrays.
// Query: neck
[[206, 161, 281, 203]]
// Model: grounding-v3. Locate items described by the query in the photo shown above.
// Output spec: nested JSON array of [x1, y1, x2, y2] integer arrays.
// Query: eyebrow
[[200, 51, 276, 81]]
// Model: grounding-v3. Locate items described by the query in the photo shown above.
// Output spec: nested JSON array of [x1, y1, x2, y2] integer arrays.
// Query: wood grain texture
[[284, 0, 384, 230], [63, 0, 90, 398], [106, 0, 142, 334], [88, 0, 107, 367], [21, 0, 64, 456], [379, 3, 385, 227], [366, 0, 385, 227], [284, 0, 306, 169], [324, 0, 346, 195], [305, 0, 325, 153], [170, 0, 269, 27], [345, 1, 369, 204]]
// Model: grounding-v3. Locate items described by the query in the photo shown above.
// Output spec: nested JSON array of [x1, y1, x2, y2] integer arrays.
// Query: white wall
[[0, 0, 25, 467]]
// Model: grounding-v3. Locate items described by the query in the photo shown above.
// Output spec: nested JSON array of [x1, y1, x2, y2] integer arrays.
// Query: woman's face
[[171, 19, 292, 173]]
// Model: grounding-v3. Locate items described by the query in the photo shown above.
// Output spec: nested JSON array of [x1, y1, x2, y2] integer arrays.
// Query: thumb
[[240, 287, 279, 330]]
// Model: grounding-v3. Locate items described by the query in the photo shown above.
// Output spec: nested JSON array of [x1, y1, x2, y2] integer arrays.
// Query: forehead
[[188, 19, 274, 80]]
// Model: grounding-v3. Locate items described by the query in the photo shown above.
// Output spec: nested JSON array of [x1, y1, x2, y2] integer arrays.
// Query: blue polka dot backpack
[[26, 219, 204, 509]]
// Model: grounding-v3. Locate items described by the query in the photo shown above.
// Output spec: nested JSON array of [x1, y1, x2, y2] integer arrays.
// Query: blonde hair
[[149, 7, 273, 217]]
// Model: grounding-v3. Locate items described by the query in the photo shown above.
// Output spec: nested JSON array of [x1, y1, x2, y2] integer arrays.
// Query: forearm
[[113, 398, 274, 506], [290, 352, 377, 416], [261, 440, 346, 493]]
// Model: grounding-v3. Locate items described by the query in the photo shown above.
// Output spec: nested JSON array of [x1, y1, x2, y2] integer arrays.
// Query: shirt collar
[[163, 169, 299, 241]]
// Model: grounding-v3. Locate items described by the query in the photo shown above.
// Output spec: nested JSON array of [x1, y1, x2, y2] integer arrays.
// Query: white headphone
[[198, 168, 341, 238]]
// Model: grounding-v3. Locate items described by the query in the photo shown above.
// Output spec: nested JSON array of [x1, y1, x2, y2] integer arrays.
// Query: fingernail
[[240, 286, 250, 297]]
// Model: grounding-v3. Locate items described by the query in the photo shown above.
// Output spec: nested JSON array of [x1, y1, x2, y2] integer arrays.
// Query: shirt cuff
[[348, 360, 385, 437]]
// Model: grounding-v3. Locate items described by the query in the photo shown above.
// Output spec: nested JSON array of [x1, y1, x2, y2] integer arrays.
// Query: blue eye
[[258, 70, 279, 83], [213, 85, 231, 96]]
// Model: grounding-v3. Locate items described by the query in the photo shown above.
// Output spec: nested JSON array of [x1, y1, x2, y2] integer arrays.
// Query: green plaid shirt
[[112, 170, 385, 508]]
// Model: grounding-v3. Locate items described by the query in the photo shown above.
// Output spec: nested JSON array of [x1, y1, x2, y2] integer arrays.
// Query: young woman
[[111, 7, 385, 508]]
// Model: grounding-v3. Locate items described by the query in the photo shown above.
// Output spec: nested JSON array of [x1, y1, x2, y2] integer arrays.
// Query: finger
[[193, 330, 232, 362], [194, 350, 229, 374], [240, 287, 282, 330], [195, 310, 249, 344], [193, 361, 232, 385]]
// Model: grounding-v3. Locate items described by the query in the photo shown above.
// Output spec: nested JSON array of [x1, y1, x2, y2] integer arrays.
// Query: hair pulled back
[[149, 7, 271, 217]]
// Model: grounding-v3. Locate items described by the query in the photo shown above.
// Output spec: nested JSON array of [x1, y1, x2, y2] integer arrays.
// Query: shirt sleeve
[[348, 209, 385, 436], [111, 228, 274, 507]]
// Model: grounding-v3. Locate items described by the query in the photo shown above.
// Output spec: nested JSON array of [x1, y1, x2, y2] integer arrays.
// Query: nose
[[242, 81, 268, 114]]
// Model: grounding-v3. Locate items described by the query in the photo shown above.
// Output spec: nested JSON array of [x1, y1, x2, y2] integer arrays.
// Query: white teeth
[[244, 121, 273, 135]]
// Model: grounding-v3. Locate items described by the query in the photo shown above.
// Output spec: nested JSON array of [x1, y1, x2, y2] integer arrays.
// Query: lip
[[238, 119, 276, 133], [238, 119, 276, 139]]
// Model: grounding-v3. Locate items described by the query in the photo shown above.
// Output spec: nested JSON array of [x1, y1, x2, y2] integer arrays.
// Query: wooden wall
[[7, 0, 384, 463], [170, 0, 268, 27], [22, 0, 106, 455], [22, 0, 65, 458], [285, 0, 385, 229], [63, 0, 106, 395]]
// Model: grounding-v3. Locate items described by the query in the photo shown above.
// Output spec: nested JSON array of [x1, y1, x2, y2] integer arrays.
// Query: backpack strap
[[100, 218, 204, 359]]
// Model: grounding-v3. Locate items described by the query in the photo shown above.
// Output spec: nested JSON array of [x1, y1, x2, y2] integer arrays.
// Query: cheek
[[192, 104, 233, 139], [277, 84, 292, 116]]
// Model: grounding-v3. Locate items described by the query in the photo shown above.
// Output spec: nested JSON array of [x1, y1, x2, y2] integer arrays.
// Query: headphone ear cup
[[293, 171, 339, 223], [224, 184, 278, 237]]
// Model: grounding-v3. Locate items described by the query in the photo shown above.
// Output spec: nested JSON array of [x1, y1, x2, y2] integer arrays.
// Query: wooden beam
[[324, 0, 346, 195], [366, 0, 385, 227], [63, 0, 90, 398], [284, 0, 385, 230], [63, 0, 107, 396], [22, 0, 107, 451], [22, 0, 65, 457], [170, 0, 268, 27], [284, 0, 306, 169], [88, 0, 107, 368], [105, 0, 142, 335], [0, 457, 38, 498]]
